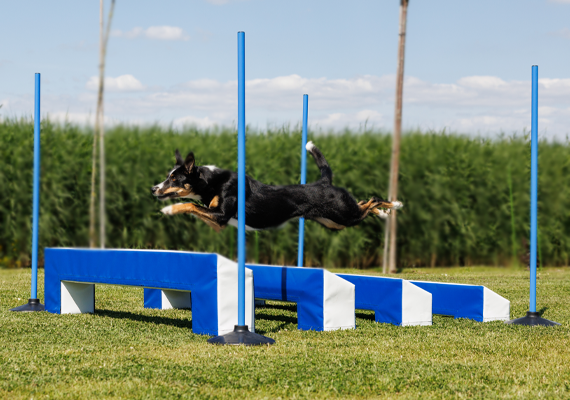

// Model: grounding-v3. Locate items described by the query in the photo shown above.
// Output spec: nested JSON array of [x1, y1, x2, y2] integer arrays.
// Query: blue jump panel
[[247, 264, 355, 331], [44, 248, 254, 335], [337, 274, 432, 326], [409, 281, 510, 322]]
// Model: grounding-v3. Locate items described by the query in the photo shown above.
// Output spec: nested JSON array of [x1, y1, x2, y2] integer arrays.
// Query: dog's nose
[[151, 186, 158, 194]]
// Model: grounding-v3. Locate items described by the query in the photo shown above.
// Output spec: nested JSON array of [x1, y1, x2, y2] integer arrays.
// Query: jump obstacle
[[27, 33, 529, 341], [44, 248, 255, 336]]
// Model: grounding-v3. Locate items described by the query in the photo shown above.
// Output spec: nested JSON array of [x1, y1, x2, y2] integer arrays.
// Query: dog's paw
[[160, 205, 174, 215], [391, 201, 404, 210], [306, 141, 315, 152], [371, 207, 390, 219]]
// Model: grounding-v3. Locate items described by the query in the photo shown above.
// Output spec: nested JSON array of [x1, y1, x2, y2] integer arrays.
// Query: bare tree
[[89, 0, 116, 248], [383, 0, 409, 273]]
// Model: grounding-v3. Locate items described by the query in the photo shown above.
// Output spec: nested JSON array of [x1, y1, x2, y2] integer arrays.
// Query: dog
[[151, 141, 403, 232]]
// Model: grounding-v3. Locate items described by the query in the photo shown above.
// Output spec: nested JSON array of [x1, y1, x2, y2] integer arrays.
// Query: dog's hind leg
[[356, 197, 403, 222], [306, 141, 333, 184]]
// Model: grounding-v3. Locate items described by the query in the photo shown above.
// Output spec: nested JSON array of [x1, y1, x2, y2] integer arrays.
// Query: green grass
[[1, 267, 569, 399]]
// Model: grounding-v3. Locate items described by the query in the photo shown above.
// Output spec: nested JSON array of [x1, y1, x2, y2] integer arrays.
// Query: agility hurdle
[[337, 274, 432, 326], [409, 280, 510, 322], [44, 248, 255, 336], [145, 264, 356, 331], [338, 273, 508, 323], [249, 264, 355, 331]]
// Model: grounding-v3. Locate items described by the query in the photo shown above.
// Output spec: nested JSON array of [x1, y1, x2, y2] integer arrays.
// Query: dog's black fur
[[151, 142, 401, 232]]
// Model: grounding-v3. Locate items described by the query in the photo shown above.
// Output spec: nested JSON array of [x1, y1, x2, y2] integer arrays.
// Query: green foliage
[[1, 119, 570, 268]]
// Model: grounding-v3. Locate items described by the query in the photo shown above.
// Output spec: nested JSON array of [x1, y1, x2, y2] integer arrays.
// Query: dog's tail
[[306, 141, 333, 184]]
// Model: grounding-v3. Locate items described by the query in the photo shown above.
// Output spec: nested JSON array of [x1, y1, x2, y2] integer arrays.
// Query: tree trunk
[[89, 0, 115, 249], [384, 0, 409, 273]]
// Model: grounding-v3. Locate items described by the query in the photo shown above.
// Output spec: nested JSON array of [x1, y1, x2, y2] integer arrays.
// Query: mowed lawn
[[1, 267, 569, 399]]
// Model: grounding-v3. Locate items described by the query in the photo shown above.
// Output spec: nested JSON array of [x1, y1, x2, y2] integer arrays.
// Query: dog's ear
[[175, 149, 184, 166], [184, 152, 195, 173]]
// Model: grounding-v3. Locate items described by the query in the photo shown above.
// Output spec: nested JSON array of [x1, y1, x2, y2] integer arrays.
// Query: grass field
[[1, 267, 569, 399]]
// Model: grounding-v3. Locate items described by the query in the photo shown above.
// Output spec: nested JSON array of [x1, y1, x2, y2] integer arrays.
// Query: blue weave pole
[[237, 31, 246, 326], [11, 73, 45, 311], [297, 94, 309, 267], [506, 65, 559, 326], [31, 73, 41, 300], [529, 65, 538, 313], [208, 33, 275, 344]]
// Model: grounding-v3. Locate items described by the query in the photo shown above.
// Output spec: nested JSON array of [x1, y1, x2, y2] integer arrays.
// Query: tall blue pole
[[529, 65, 538, 313], [506, 66, 558, 326], [297, 94, 309, 267], [208, 32, 274, 344], [31, 73, 41, 299], [237, 32, 246, 326]]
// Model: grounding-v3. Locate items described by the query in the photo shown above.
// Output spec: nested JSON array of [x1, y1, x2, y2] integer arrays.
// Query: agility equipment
[[409, 280, 509, 322], [249, 265, 355, 331], [11, 73, 45, 312], [44, 248, 255, 336], [297, 94, 309, 267], [207, 31, 275, 345], [147, 264, 356, 331], [507, 65, 559, 326], [337, 274, 432, 326]]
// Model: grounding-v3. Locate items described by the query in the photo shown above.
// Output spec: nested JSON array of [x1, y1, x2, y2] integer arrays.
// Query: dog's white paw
[[391, 201, 403, 210], [306, 141, 315, 152], [160, 205, 174, 215], [377, 209, 390, 219]]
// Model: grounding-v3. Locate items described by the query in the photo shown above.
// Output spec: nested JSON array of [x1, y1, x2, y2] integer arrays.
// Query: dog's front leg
[[161, 203, 226, 232], [161, 203, 195, 216]]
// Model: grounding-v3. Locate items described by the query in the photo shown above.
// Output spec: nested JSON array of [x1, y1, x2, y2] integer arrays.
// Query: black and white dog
[[151, 141, 402, 232]]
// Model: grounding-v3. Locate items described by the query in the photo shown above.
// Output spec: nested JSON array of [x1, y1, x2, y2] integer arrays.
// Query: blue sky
[[1, 0, 570, 138]]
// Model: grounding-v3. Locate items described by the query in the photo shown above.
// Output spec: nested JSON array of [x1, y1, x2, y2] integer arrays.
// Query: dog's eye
[[171, 177, 176, 181]]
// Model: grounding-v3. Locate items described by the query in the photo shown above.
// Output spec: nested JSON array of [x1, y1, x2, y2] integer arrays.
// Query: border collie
[[151, 141, 402, 232]]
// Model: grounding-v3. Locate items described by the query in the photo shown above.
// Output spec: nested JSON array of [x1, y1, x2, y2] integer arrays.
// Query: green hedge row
[[1, 118, 569, 268]]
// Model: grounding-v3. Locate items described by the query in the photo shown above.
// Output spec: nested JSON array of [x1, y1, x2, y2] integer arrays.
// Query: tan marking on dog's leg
[[314, 217, 346, 230], [209, 196, 220, 209], [371, 207, 390, 219], [168, 203, 225, 232]]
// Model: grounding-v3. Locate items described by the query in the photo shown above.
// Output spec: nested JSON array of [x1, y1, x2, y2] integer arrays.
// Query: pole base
[[10, 298, 45, 312], [505, 311, 560, 326], [207, 325, 275, 346]]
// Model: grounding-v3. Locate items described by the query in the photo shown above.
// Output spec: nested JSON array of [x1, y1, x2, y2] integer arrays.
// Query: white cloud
[[173, 115, 218, 128], [550, 27, 570, 39], [112, 26, 190, 41], [5, 74, 570, 139], [86, 75, 145, 92]]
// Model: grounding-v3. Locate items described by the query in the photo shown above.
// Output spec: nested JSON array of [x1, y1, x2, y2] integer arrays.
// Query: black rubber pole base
[[207, 325, 275, 346], [10, 298, 45, 312], [505, 311, 560, 326]]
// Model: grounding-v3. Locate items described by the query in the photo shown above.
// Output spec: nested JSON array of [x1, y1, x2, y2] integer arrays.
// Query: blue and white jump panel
[[44, 248, 255, 336], [337, 274, 432, 326], [409, 280, 510, 322], [247, 264, 355, 331]]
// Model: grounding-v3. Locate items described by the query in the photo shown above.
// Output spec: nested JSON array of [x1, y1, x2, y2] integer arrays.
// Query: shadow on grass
[[355, 311, 375, 321], [95, 308, 296, 335], [96, 309, 193, 330], [257, 302, 297, 312]]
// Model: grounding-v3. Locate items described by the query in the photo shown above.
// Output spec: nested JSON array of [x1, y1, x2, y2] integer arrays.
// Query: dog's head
[[151, 150, 202, 201]]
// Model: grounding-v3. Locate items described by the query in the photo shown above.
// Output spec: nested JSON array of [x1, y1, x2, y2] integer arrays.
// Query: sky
[[1, 0, 570, 139]]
